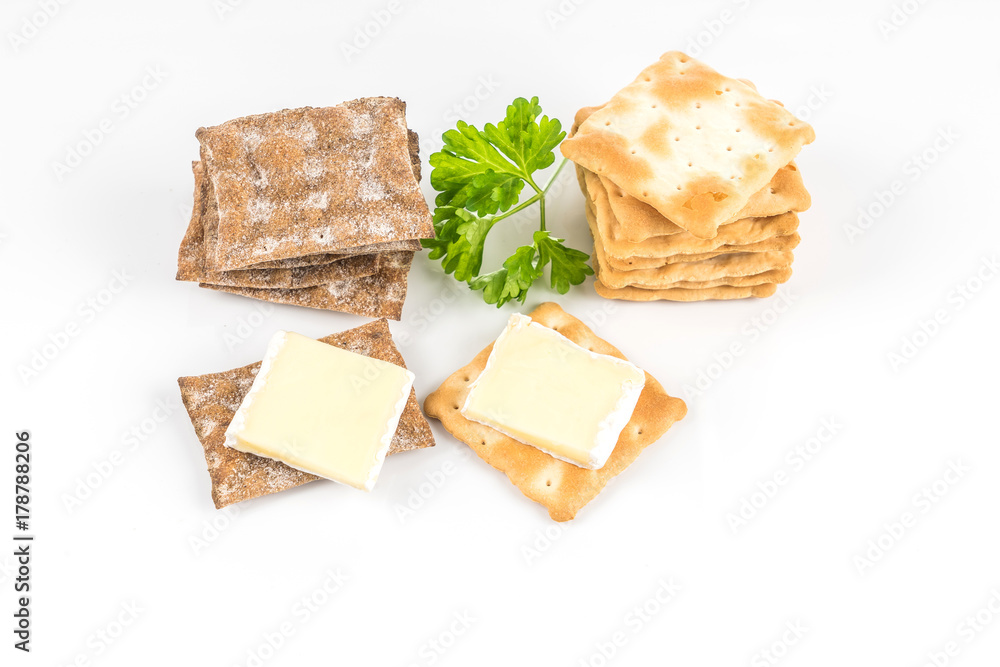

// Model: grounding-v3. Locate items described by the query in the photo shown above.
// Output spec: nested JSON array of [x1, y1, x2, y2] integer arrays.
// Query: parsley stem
[[534, 157, 569, 233], [491, 193, 540, 224]]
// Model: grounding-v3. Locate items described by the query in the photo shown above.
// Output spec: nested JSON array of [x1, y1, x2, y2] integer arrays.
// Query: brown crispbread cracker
[[423, 302, 686, 521], [561, 51, 815, 239], [201, 251, 414, 320], [176, 162, 382, 288], [197, 97, 433, 271], [178, 319, 435, 509], [245, 240, 422, 269]]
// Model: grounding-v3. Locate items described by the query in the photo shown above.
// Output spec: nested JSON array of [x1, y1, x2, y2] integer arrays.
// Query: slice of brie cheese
[[461, 314, 646, 470], [224, 330, 414, 491]]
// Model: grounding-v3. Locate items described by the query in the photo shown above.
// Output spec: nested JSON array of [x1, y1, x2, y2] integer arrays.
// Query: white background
[[2, 0, 999, 665]]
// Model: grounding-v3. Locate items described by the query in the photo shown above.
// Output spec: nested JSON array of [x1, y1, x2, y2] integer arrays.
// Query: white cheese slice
[[461, 313, 645, 470], [224, 330, 414, 491]]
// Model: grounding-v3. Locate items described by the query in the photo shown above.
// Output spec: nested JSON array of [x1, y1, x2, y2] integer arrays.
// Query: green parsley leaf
[[423, 97, 592, 307], [534, 230, 594, 294], [469, 244, 542, 307]]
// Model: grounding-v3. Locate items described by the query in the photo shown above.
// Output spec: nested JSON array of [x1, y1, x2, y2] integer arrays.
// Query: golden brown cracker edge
[[424, 302, 687, 521]]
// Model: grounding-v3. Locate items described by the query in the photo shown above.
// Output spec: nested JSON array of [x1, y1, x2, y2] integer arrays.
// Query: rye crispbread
[[423, 302, 686, 521], [200, 251, 415, 320], [178, 319, 434, 509], [196, 97, 433, 271], [177, 163, 382, 288]]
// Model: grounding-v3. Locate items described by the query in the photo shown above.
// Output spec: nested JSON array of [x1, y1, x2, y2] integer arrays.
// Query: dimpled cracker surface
[[572, 105, 810, 242], [423, 302, 686, 521], [197, 97, 433, 270], [177, 319, 434, 509], [201, 251, 414, 320], [176, 163, 382, 288], [560, 52, 815, 239]]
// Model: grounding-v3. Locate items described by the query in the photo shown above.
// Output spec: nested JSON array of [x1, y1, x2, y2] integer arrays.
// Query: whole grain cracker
[[197, 97, 433, 270], [561, 52, 815, 239], [178, 319, 434, 509], [246, 240, 422, 269], [200, 251, 414, 320], [177, 163, 382, 288], [423, 302, 686, 521]]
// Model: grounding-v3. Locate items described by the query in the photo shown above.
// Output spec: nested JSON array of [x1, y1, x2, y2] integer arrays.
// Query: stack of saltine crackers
[[176, 97, 433, 320], [561, 52, 815, 301]]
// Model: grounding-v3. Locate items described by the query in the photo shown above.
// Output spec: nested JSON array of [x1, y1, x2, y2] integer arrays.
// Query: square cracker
[[246, 240, 422, 270], [582, 168, 800, 260], [560, 52, 815, 239], [593, 265, 778, 301], [586, 200, 794, 289], [572, 104, 810, 242], [177, 162, 382, 289], [197, 97, 433, 270], [423, 302, 687, 521], [200, 251, 414, 320], [178, 319, 435, 509]]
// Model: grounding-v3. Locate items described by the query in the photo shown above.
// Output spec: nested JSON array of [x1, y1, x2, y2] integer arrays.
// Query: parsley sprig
[[421, 97, 593, 307]]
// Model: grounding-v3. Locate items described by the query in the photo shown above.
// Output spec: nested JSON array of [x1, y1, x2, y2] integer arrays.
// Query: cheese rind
[[461, 314, 646, 469], [223, 330, 414, 491]]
